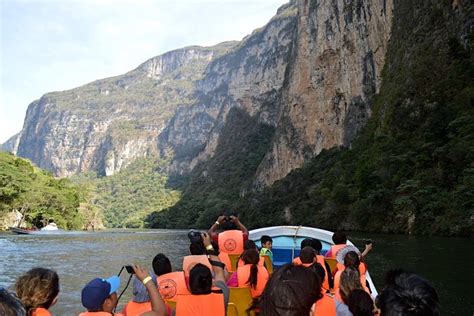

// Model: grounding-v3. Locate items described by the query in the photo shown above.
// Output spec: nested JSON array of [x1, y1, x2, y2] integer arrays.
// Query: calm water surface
[[0, 230, 472, 315]]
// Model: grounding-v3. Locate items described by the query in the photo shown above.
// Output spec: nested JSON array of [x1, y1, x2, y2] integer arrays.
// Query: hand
[[217, 215, 226, 224], [132, 264, 150, 282], [230, 215, 240, 224], [365, 243, 373, 252], [201, 232, 212, 247]]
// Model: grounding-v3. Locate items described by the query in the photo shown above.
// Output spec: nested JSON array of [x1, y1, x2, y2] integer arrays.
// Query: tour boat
[[9, 227, 62, 235], [249, 225, 378, 296]]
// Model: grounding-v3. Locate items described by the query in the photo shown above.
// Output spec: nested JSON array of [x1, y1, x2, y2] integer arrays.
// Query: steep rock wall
[[255, 0, 393, 187]]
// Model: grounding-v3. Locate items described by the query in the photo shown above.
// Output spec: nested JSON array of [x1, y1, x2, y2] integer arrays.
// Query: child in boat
[[0, 288, 26, 316], [15, 267, 59, 316], [259, 235, 273, 262]]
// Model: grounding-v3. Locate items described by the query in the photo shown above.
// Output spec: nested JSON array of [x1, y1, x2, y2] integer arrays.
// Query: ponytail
[[247, 264, 258, 289]]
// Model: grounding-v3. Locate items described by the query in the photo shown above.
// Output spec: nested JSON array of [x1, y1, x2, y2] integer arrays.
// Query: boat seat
[[228, 286, 255, 316], [228, 254, 240, 272], [227, 302, 239, 316], [261, 255, 273, 275], [324, 258, 338, 274]]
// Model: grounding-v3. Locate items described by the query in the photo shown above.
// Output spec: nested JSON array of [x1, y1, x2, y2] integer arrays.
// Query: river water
[[0, 230, 472, 315]]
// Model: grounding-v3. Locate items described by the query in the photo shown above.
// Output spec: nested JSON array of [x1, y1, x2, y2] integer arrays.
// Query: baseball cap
[[81, 276, 120, 311]]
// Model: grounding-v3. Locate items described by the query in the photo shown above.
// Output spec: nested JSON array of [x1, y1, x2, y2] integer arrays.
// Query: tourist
[[173, 232, 228, 315], [252, 264, 322, 315], [227, 249, 269, 298], [375, 270, 440, 316], [208, 214, 249, 255], [347, 289, 375, 316], [122, 274, 157, 316], [0, 288, 26, 316], [339, 267, 364, 304], [40, 219, 58, 231], [259, 235, 273, 262], [311, 264, 351, 316], [15, 268, 59, 316]]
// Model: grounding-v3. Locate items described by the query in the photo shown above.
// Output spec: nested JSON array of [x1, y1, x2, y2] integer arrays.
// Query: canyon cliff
[[4, 0, 393, 186]]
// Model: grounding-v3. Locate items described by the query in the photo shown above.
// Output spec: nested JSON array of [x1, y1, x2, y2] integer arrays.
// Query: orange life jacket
[[31, 308, 51, 316], [294, 256, 331, 290], [175, 292, 225, 316], [79, 312, 123, 316], [182, 255, 213, 278], [328, 244, 346, 258], [218, 251, 232, 272], [218, 230, 244, 255], [237, 256, 265, 268], [333, 263, 368, 291], [314, 293, 337, 316], [157, 271, 191, 300], [122, 301, 151, 316], [236, 264, 269, 298]]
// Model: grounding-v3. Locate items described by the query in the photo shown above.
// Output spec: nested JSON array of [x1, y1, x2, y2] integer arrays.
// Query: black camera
[[224, 216, 231, 222], [124, 265, 135, 274], [365, 239, 372, 245], [188, 229, 203, 244]]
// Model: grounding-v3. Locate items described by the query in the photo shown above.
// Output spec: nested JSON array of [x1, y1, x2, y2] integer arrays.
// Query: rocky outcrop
[[1, 132, 21, 154], [13, 44, 234, 177]]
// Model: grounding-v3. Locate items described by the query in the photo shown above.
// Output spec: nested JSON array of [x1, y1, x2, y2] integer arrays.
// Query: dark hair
[[310, 263, 326, 284], [241, 249, 260, 289], [344, 251, 360, 269], [152, 253, 172, 276], [340, 267, 362, 304], [189, 242, 206, 255], [0, 289, 26, 316], [299, 246, 316, 264], [332, 231, 347, 245], [244, 240, 258, 250], [15, 268, 59, 315], [348, 289, 374, 316], [189, 264, 213, 295], [261, 235, 273, 245], [254, 264, 322, 315], [301, 238, 323, 253], [376, 270, 440, 316]]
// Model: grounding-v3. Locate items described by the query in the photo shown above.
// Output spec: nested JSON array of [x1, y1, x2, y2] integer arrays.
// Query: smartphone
[[124, 265, 135, 274]]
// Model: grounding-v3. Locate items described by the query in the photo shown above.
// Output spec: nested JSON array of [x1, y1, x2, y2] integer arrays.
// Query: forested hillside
[[0, 151, 85, 229], [151, 0, 473, 236]]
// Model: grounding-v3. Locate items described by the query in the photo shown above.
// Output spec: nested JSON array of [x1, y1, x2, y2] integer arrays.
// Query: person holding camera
[[173, 232, 228, 316], [209, 214, 249, 255]]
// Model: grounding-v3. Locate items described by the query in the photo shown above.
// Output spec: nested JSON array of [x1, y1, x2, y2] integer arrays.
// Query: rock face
[[7, 0, 393, 187], [13, 43, 235, 177], [255, 0, 393, 186]]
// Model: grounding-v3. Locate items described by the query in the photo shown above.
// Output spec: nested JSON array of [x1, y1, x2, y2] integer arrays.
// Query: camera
[[224, 216, 231, 222], [188, 229, 203, 244], [365, 239, 372, 245], [124, 265, 135, 274]]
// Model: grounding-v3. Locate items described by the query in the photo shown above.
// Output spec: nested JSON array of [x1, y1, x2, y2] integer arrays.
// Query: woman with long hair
[[236, 249, 269, 298]]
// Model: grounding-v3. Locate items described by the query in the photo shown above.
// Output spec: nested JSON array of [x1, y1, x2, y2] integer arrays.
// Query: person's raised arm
[[202, 232, 226, 283], [231, 216, 248, 236], [132, 264, 167, 316], [209, 215, 226, 237], [360, 242, 373, 262]]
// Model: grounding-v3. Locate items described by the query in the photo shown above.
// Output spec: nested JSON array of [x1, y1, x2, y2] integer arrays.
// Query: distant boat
[[9, 227, 62, 235], [249, 225, 378, 296]]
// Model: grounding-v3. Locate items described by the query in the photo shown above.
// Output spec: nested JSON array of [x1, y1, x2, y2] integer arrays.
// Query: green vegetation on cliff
[[153, 0, 473, 236], [0, 151, 85, 229], [73, 157, 181, 228]]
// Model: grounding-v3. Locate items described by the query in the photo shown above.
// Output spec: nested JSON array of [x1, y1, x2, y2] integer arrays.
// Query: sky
[[0, 0, 288, 143]]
